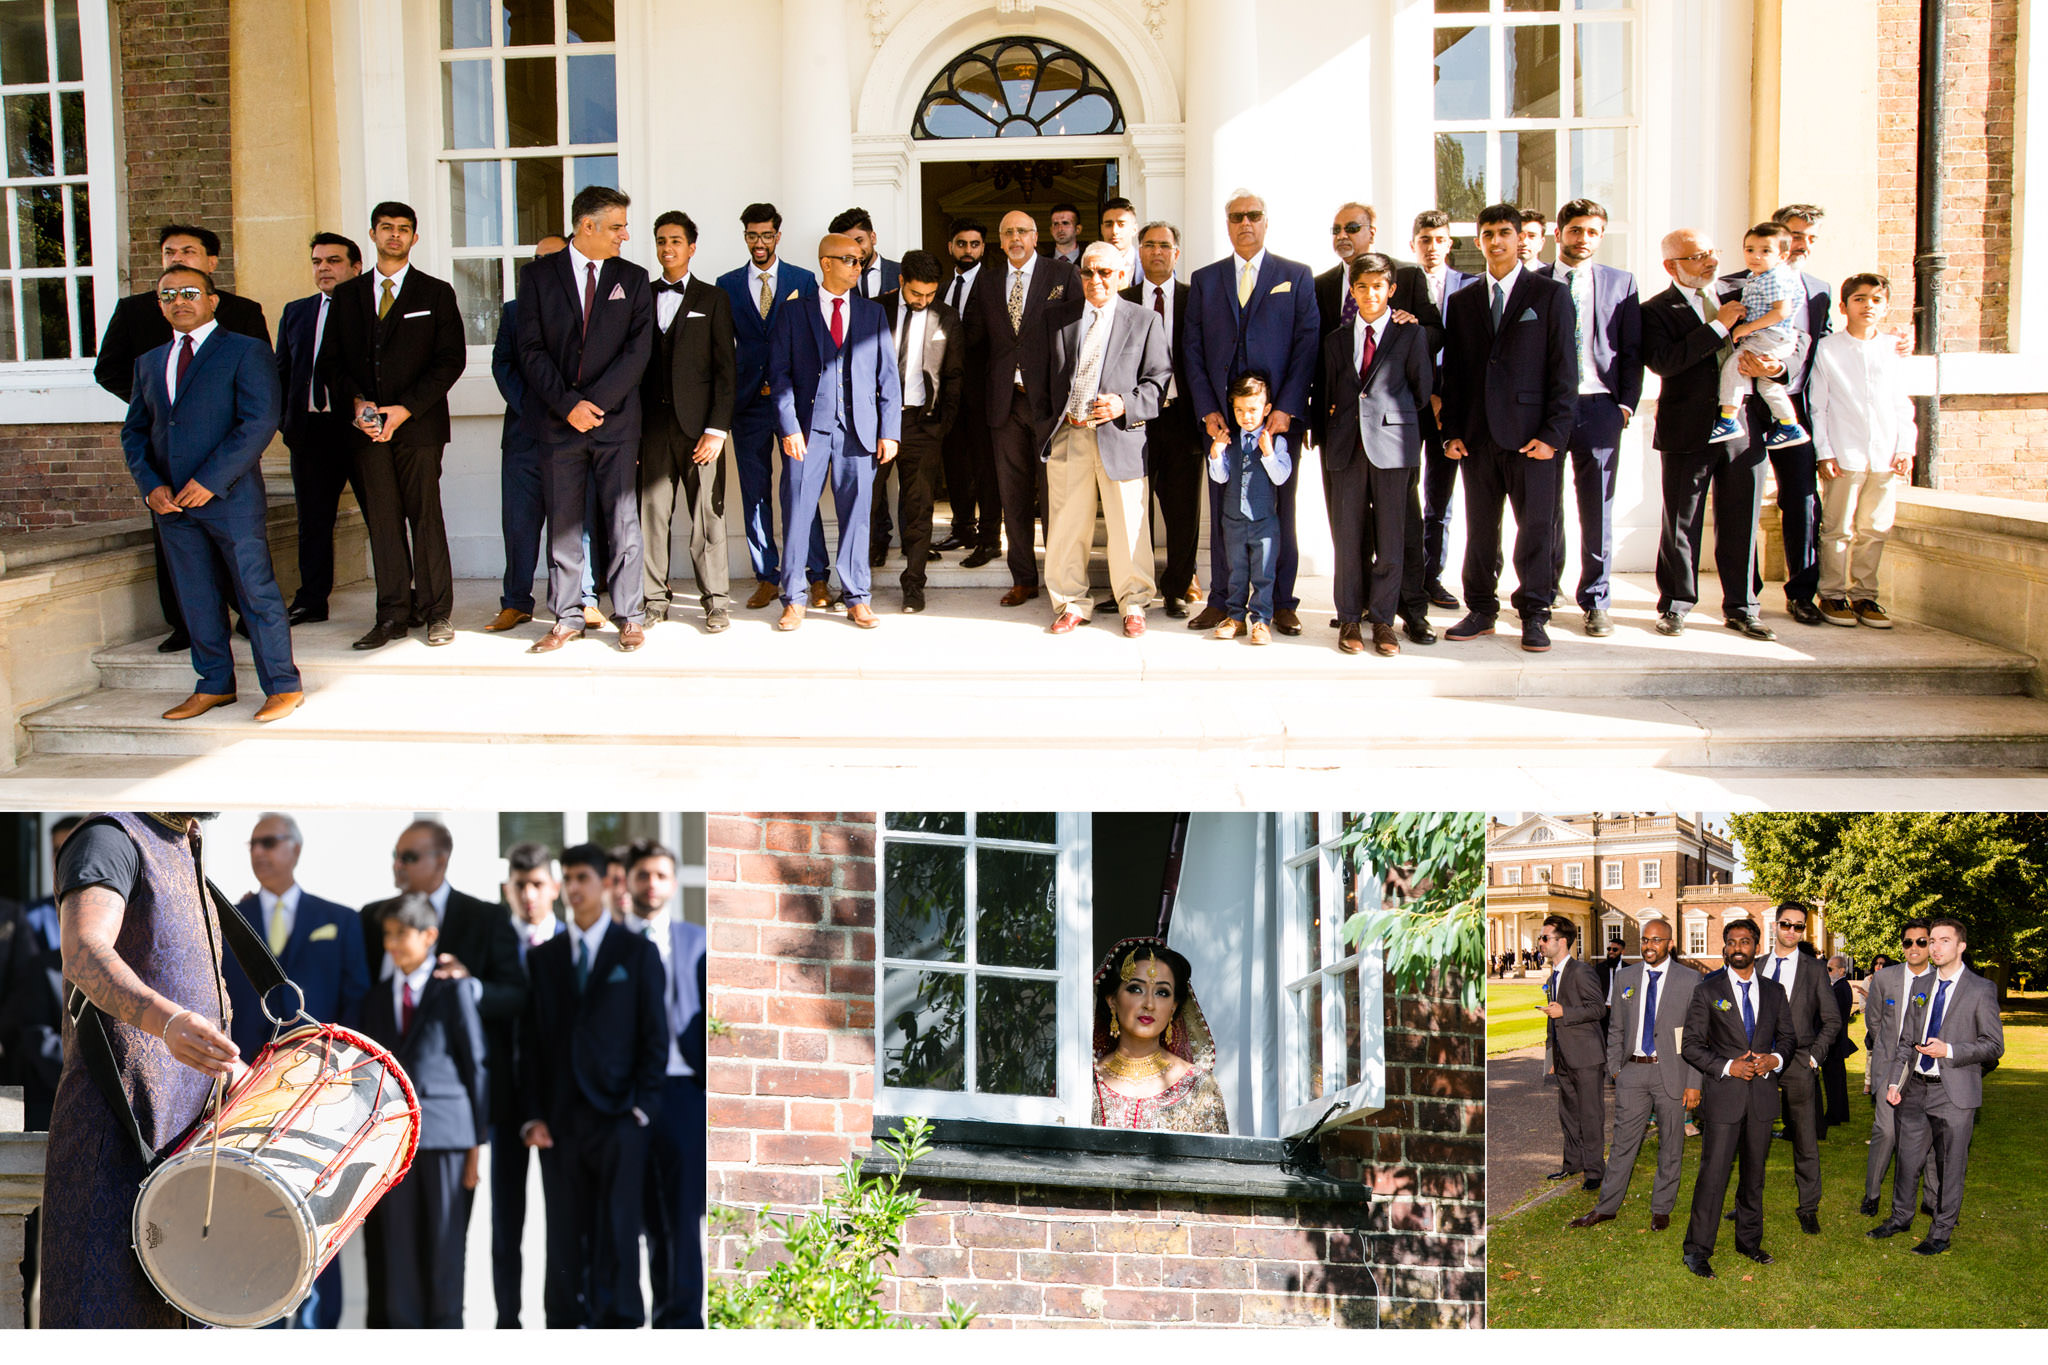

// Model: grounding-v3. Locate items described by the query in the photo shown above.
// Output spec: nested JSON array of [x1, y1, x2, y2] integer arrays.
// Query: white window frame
[[1602, 915, 1625, 946], [1564, 862, 1583, 889], [875, 813, 1090, 1127], [1277, 813, 1386, 1138], [1685, 916, 1709, 959], [1533, 865, 1551, 883], [1639, 858, 1661, 889], [0, 0, 120, 421], [1603, 859, 1623, 890], [1502, 865, 1523, 886], [1529, 826, 1552, 843]]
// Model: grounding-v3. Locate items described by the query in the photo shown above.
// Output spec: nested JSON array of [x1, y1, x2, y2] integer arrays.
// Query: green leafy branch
[[1335, 811, 1487, 1011]]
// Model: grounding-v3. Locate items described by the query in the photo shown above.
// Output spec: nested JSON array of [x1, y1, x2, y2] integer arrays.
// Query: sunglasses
[[823, 254, 864, 267], [248, 835, 291, 851], [1229, 210, 1265, 224], [393, 849, 427, 864], [1902, 936, 1930, 947], [1078, 267, 1119, 279], [1331, 220, 1366, 236], [157, 286, 206, 303], [1777, 920, 1806, 930]]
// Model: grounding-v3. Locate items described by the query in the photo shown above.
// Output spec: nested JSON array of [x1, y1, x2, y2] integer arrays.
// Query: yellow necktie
[[758, 273, 772, 320], [1238, 260, 1255, 307], [378, 278, 395, 320], [269, 907, 290, 955]]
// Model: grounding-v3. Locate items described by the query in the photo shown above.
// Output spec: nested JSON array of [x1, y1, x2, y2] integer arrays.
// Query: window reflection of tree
[[886, 969, 964, 1090]]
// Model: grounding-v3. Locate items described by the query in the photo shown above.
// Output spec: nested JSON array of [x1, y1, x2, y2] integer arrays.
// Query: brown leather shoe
[[1248, 621, 1272, 646], [806, 581, 834, 611], [847, 603, 878, 629], [1189, 603, 1227, 631], [254, 691, 305, 723], [1185, 580, 1206, 604], [162, 692, 237, 721], [777, 603, 804, 632], [579, 604, 604, 630], [617, 621, 645, 652], [1050, 611, 1087, 634], [746, 582, 779, 610], [484, 608, 533, 632], [1000, 584, 1040, 608], [1274, 607, 1302, 636], [1337, 622, 1365, 655], [1373, 622, 1401, 657], [527, 625, 583, 654], [1568, 1211, 1615, 1230], [1211, 618, 1242, 640], [1123, 613, 1146, 638]]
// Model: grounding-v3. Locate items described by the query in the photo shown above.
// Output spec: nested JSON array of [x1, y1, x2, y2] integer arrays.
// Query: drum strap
[[65, 875, 295, 1171]]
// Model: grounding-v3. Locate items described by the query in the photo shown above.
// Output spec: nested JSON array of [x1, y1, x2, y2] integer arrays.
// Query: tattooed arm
[[62, 884, 237, 1079]]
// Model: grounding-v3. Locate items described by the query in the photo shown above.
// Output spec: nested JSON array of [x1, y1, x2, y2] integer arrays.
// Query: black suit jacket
[[94, 290, 269, 403], [316, 266, 466, 446], [516, 250, 655, 446], [362, 972, 488, 1150], [273, 293, 357, 448], [1319, 318, 1432, 474], [1438, 269, 1577, 454], [881, 295, 965, 435], [0, 901, 64, 1124], [1827, 976, 1859, 1063], [1641, 283, 1734, 453], [1120, 278, 1197, 440], [1682, 967, 1797, 1124], [644, 276, 737, 440], [519, 924, 668, 1125], [964, 255, 1083, 425]]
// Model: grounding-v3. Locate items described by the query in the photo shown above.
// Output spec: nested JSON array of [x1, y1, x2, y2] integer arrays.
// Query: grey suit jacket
[[1038, 297, 1171, 480], [1863, 961, 1926, 1084], [1888, 966, 2003, 1109], [1604, 960, 1704, 1099], [1762, 950, 1841, 1070]]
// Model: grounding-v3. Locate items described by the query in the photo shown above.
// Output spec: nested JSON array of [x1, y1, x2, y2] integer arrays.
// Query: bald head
[[999, 210, 1038, 266], [1660, 228, 1718, 287], [818, 232, 862, 294]]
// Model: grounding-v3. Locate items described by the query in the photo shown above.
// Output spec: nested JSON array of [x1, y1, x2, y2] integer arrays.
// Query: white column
[[1182, 0, 1261, 267], [780, 0, 857, 249]]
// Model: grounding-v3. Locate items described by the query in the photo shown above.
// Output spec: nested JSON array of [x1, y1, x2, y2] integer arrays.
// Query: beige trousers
[[1045, 421, 1156, 616], [1818, 467, 1901, 600]]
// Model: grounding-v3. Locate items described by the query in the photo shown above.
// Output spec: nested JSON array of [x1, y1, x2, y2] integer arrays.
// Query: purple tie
[[175, 334, 195, 394]]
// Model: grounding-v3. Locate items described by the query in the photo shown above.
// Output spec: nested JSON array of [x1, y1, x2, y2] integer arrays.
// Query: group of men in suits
[[1540, 903, 2004, 1280]]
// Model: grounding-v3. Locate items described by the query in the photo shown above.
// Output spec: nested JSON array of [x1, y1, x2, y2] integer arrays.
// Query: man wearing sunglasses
[[1860, 918, 1940, 1217], [1758, 900, 1840, 1235], [1535, 915, 1607, 1190]]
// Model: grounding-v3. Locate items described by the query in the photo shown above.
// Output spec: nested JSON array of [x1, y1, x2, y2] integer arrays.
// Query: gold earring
[[1163, 1020, 1174, 1046], [1110, 1016, 1120, 1039]]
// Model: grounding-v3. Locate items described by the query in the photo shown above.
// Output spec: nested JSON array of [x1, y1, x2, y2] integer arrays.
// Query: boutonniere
[[1912, 992, 1928, 1007], [1621, 986, 1635, 1001], [1270, 280, 1292, 295], [1048, 285, 1066, 301], [1714, 998, 1733, 1012]]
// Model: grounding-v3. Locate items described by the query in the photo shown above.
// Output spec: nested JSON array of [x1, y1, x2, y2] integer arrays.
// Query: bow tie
[[654, 279, 689, 295]]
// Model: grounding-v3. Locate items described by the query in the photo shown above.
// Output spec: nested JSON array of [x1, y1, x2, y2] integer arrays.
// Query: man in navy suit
[[622, 840, 707, 1329], [767, 233, 903, 631], [120, 265, 304, 723], [518, 185, 656, 654], [1437, 202, 1578, 653], [718, 204, 827, 611], [1122, 222, 1205, 618], [1398, 210, 1476, 612], [1542, 199, 1643, 637], [1680, 918, 1797, 1278], [1183, 190, 1320, 636], [486, 233, 576, 634], [491, 842, 560, 1328], [274, 233, 363, 626], [520, 844, 667, 1329], [832, 206, 901, 302]]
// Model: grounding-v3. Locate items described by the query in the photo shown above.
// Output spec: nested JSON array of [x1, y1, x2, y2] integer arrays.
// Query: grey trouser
[[1890, 1074, 1974, 1239], [639, 418, 730, 615], [1556, 1063, 1605, 1176], [1595, 1062, 1688, 1218], [1866, 1079, 1939, 1205]]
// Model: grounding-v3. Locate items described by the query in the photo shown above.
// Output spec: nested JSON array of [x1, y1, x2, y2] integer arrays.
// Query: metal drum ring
[[259, 980, 307, 1028]]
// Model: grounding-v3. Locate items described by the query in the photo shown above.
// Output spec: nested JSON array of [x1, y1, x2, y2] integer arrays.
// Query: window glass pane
[[1295, 979, 1323, 1100], [571, 154, 616, 193], [443, 60, 494, 150], [884, 840, 966, 962], [442, 0, 490, 48], [1506, 23, 1562, 118], [498, 812, 566, 854], [586, 812, 660, 848], [506, 56, 557, 148], [887, 812, 965, 835], [1433, 27, 1488, 120], [976, 848, 1055, 970], [1576, 21, 1632, 118], [5, 94, 54, 177], [514, 155, 564, 242], [1570, 127, 1627, 211], [953, 63, 1004, 121], [977, 977, 1058, 1096], [1342, 961, 1363, 1091], [921, 98, 995, 139], [882, 967, 964, 1090], [17, 182, 62, 267], [1297, 858, 1322, 974], [1436, 131, 1487, 223], [58, 89, 83, 174], [70, 182, 93, 266], [504, 0, 554, 46], [450, 159, 503, 247], [979, 812, 1055, 843], [54, 0, 81, 81], [452, 256, 504, 346], [0, 286, 16, 361], [0, 3, 48, 84], [1578, 0, 1627, 9], [22, 276, 69, 359], [566, 53, 616, 144], [566, 0, 615, 42], [1044, 93, 1115, 136], [1435, 0, 1486, 10], [1506, 0, 1561, 10], [76, 269, 92, 355], [1502, 130, 1558, 218]]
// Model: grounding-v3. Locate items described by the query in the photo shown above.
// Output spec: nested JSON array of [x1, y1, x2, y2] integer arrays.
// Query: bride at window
[[1090, 938, 1228, 1133]]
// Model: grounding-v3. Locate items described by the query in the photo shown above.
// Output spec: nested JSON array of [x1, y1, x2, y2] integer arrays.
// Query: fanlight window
[[914, 37, 1124, 140]]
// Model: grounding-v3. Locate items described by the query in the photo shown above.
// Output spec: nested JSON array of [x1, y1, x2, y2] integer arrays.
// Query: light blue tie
[[1918, 978, 1952, 1073]]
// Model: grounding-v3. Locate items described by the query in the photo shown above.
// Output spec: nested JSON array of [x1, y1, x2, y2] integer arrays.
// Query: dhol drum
[[132, 1020, 421, 1327]]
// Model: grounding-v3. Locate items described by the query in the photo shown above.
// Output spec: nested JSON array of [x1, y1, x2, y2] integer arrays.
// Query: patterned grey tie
[[1065, 306, 1113, 422]]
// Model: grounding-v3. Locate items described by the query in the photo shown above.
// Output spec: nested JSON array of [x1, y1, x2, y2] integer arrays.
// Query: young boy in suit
[[1206, 373, 1293, 646], [361, 893, 486, 1329]]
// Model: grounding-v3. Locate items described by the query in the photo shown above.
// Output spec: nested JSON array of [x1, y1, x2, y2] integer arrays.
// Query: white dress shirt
[[944, 262, 980, 317], [370, 261, 411, 312], [1808, 330, 1917, 472], [1483, 263, 1523, 321], [566, 908, 610, 972], [258, 883, 302, 949], [519, 913, 560, 951], [860, 258, 887, 298], [566, 244, 602, 318], [750, 260, 781, 307], [1423, 267, 1449, 311], [1350, 310, 1390, 373], [392, 954, 435, 1031], [379, 880, 457, 981], [1908, 963, 1966, 1078], [1233, 249, 1267, 301], [309, 293, 333, 411], [655, 271, 691, 332], [818, 285, 855, 337], [628, 909, 690, 1077], [165, 319, 218, 403], [1763, 947, 1802, 1006], [1558, 264, 1611, 398], [1719, 966, 1782, 1077], [1632, 964, 1665, 1057], [895, 301, 931, 408]]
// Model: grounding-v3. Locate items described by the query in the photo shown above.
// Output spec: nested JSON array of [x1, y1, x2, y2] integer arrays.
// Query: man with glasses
[[274, 233, 364, 627], [1313, 202, 1379, 340], [1869, 916, 2003, 1255], [220, 812, 367, 1328], [1572, 915, 1700, 1232], [1860, 918, 1940, 1217], [1122, 221, 1206, 617], [719, 204, 827, 610], [1185, 189, 1320, 636], [1642, 227, 1791, 640], [1536, 915, 1607, 1190], [1756, 900, 1840, 1234]]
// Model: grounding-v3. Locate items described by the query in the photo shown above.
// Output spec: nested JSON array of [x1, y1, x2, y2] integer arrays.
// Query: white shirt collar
[[630, 907, 670, 947], [1008, 254, 1036, 283], [751, 259, 778, 285], [393, 954, 434, 1022], [426, 881, 452, 918], [566, 244, 603, 309], [519, 913, 560, 945], [567, 910, 610, 960], [1235, 248, 1267, 282], [660, 271, 692, 290], [1487, 263, 1523, 298], [174, 319, 219, 349], [373, 261, 410, 300], [257, 883, 301, 918]]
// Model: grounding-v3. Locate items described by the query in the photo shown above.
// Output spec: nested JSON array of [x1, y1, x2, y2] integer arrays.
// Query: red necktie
[[1359, 324, 1376, 387], [830, 296, 845, 349], [175, 334, 195, 395], [1153, 285, 1165, 318], [582, 262, 597, 336], [401, 980, 416, 1033]]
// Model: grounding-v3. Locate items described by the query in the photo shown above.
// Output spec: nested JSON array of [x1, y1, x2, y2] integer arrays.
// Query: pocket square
[[786, 289, 799, 301], [308, 923, 338, 942], [402, 310, 431, 319], [686, 310, 707, 319], [1270, 281, 1292, 295], [605, 963, 628, 984], [608, 284, 626, 301], [1517, 307, 1538, 322]]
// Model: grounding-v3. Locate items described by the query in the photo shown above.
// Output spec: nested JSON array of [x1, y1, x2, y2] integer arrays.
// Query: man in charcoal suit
[[1571, 916, 1700, 1231], [273, 233, 364, 625], [1680, 918, 1796, 1278], [937, 218, 994, 560], [875, 250, 964, 613], [1860, 919, 1940, 1217], [1123, 222, 1205, 618], [1536, 915, 1607, 1188], [1756, 900, 1840, 1233], [1395, 210, 1473, 612], [486, 233, 579, 634], [1868, 916, 2005, 1255]]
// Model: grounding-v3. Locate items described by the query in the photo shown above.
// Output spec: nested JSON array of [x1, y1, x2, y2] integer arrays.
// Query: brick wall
[[0, 425, 133, 530], [116, 0, 237, 291], [708, 813, 1486, 1329]]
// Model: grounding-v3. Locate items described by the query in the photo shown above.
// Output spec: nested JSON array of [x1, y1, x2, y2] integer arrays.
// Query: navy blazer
[[519, 924, 668, 1125], [1319, 317, 1433, 473], [120, 328, 281, 511], [1436, 268, 1577, 455], [767, 289, 902, 453], [223, 890, 370, 1062], [1681, 967, 1798, 1125], [1183, 251, 1321, 424], [1719, 266, 1831, 391], [490, 298, 532, 450], [1038, 299, 1171, 479], [362, 972, 488, 1151], [857, 257, 901, 302], [516, 249, 655, 446], [273, 293, 353, 447], [718, 260, 819, 413], [664, 918, 707, 1082], [1538, 262, 1645, 412]]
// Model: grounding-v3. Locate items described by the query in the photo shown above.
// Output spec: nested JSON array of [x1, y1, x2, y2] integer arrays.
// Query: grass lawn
[[1487, 994, 2048, 1328], [1488, 981, 1548, 1056]]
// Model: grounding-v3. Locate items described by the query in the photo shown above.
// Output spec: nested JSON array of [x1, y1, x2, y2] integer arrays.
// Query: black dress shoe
[[1654, 611, 1686, 636], [1683, 1253, 1716, 1279], [1445, 613, 1497, 642], [1738, 1246, 1774, 1265], [1785, 597, 1826, 627], [1867, 1220, 1911, 1239], [935, 533, 969, 552], [1798, 1212, 1821, 1235], [1910, 1237, 1950, 1256], [1273, 608, 1302, 636], [1724, 613, 1778, 641], [902, 594, 926, 615], [425, 618, 455, 646], [1860, 1195, 1881, 1217], [1546, 1169, 1575, 1181], [1095, 599, 1122, 615], [1426, 582, 1459, 610], [1581, 1177, 1601, 1192], [233, 615, 250, 639], [960, 546, 998, 568], [1725, 1209, 1737, 1221], [870, 545, 890, 568], [1521, 619, 1551, 653], [1403, 616, 1437, 645], [352, 621, 408, 650], [158, 631, 191, 653], [1583, 608, 1613, 637], [287, 605, 328, 626], [1567, 1211, 1614, 1228], [1164, 597, 1188, 619], [1650, 1213, 1671, 1231], [927, 547, 942, 561]]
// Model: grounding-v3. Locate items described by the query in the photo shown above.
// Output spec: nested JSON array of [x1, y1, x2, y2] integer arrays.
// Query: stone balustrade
[[1, 1087, 46, 1329]]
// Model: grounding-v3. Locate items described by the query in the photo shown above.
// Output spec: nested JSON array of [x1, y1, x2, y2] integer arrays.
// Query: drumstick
[[201, 1072, 223, 1239]]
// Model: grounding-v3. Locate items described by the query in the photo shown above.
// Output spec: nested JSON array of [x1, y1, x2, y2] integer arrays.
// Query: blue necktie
[[1641, 970, 1661, 1056], [575, 937, 591, 993], [1490, 281, 1507, 332], [1739, 978, 1755, 1046], [1545, 968, 1559, 1002], [1918, 978, 1952, 1072], [1769, 955, 1785, 982]]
